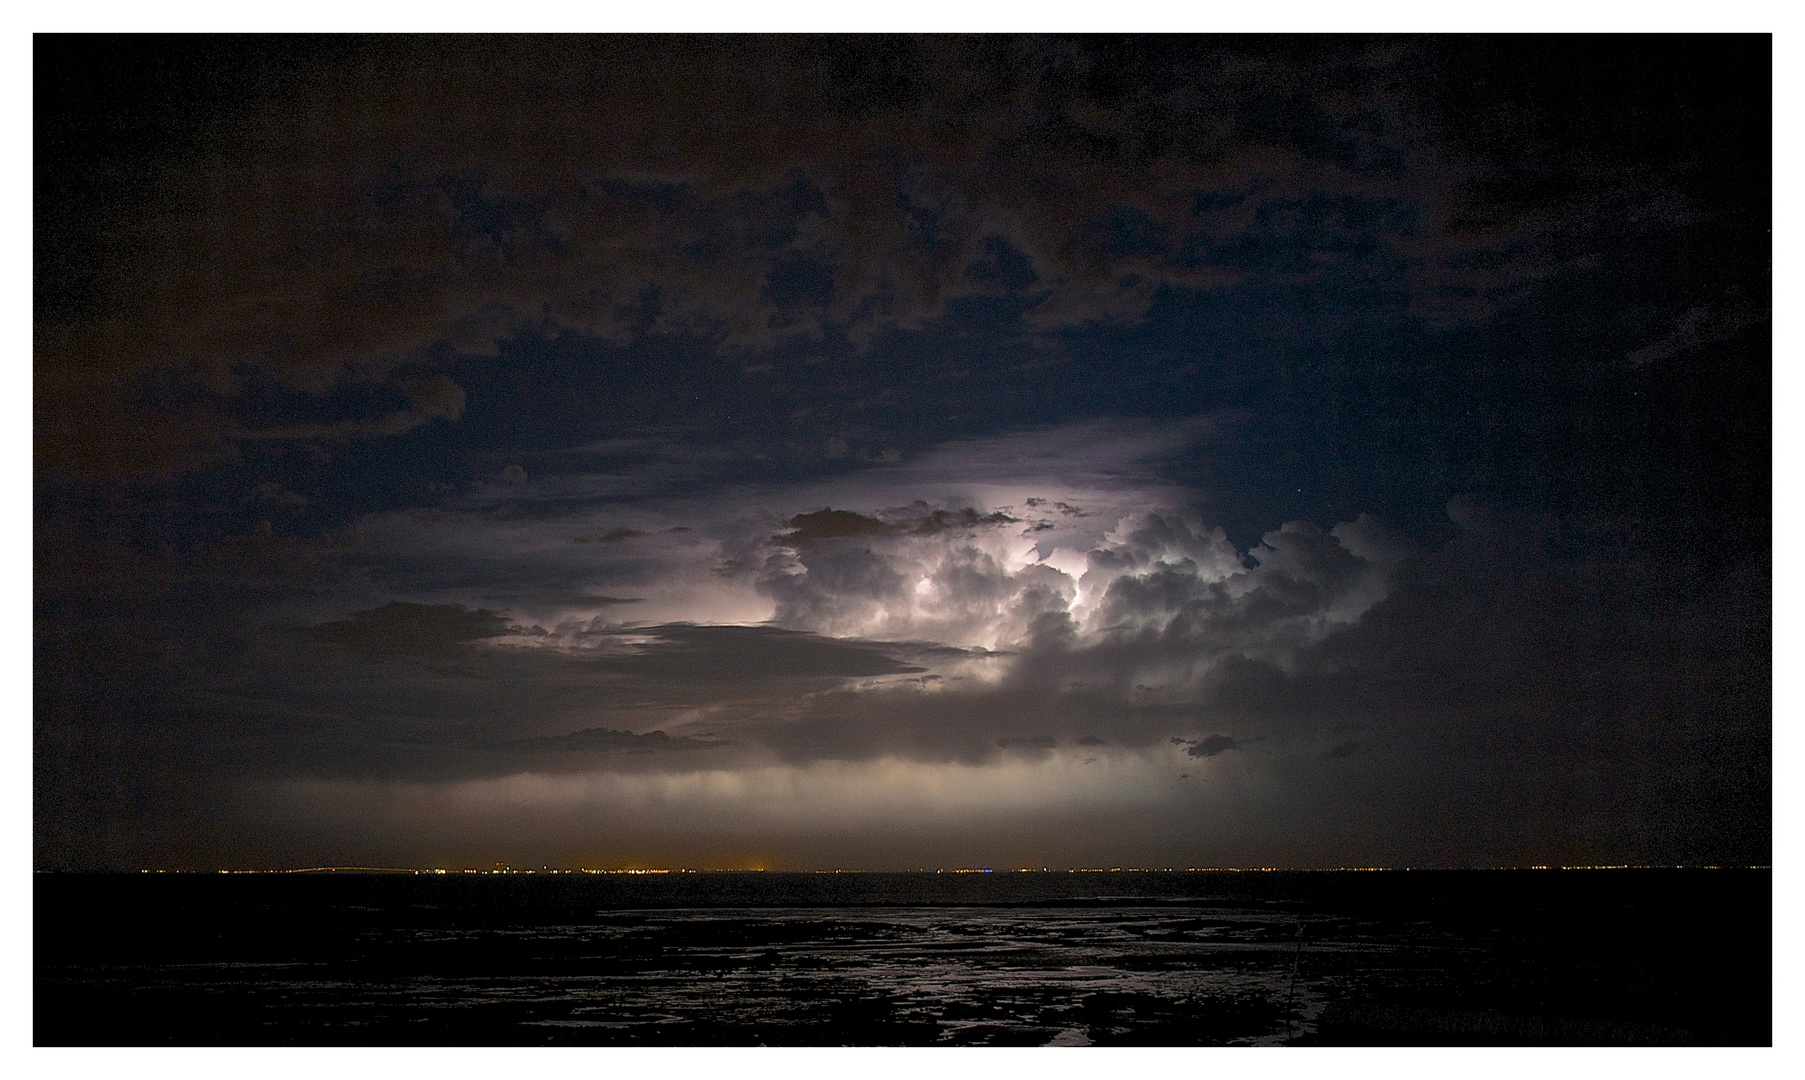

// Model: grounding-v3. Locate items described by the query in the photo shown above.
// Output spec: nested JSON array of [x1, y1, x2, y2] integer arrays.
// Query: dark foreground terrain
[[35, 868, 1769, 1046]]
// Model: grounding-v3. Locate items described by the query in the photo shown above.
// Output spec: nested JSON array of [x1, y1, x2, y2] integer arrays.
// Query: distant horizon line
[[33, 863, 1774, 875]]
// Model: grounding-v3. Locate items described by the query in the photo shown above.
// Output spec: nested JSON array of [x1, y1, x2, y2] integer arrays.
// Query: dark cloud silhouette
[[499, 726, 727, 756], [309, 602, 513, 658], [779, 509, 897, 546], [902, 506, 1022, 535], [1186, 736, 1243, 758], [573, 528, 647, 544]]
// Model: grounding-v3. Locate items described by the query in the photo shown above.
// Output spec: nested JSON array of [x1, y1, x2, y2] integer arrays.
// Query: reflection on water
[[34, 870, 1770, 1046], [388, 905, 1330, 1045]]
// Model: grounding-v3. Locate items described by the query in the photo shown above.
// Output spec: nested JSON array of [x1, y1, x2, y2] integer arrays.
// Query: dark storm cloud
[[232, 373, 468, 441], [35, 610, 959, 807], [309, 601, 513, 658], [498, 726, 727, 756], [36, 36, 1684, 481], [1186, 736, 1243, 758], [778, 509, 897, 546], [777, 505, 1021, 548], [573, 528, 647, 544]]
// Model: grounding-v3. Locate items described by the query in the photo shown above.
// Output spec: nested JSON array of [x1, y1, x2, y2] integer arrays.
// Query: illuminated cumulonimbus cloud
[[374, 421, 1408, 705], [752, 503, 1403, 683]]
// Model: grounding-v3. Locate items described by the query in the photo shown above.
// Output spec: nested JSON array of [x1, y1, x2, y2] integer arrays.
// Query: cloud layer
[[39, 37, 1697, 479]]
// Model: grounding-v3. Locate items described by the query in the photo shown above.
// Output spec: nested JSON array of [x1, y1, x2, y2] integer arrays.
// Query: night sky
[[34, 35, 1769, 871]]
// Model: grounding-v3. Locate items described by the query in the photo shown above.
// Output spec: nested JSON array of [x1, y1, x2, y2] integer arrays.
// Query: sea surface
[[34, 869, 1770, 1046]]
